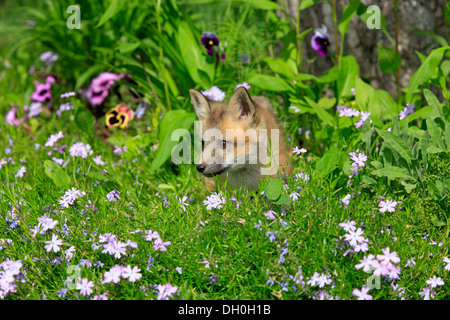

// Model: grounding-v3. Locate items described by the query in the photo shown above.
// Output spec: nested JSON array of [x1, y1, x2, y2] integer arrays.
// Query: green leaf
[[338, 0, 360, 37], [372, 166, 415, 181], [233, 0, 280, 10], [410, 29, 449, 47], [96, 0, 126, 28], [407, 47, 449, 102], [44, 160, 71, 188], [264, 57, 297, 79], [273, 194, 293, 206], [377, 45, 401, 74], [315, 146, 343, 176], [423, 89, 445, 119], [445, 121, 450, 149], [431, 216, 446, 227], [157, 183, 176, 191], [150, 110, 196, 172], [337, 55, 359, 100], [354, 78, 374, 110], [116, 41, 141, 55], [376, 128, 413, 164], [400, 180, 417, 193], [176, 22, 214, 88], [263, 178, 283, 201], [74, 107, 95, 139], [248, 74, 294, 92]]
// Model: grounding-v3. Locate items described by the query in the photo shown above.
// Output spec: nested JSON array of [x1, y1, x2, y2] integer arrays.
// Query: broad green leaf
[[315, 146, 343, 176], [376, 128, 413, 164], [370, 89, 399, 119], [74, 107, 95, 139], [264, 178, 283, 200], [176, 22, 214, 88], [377, 44, 401, 74], [44, 160, 71, 188], [423, 89, 445, 119], [150, 110, 196, 171], [372, 166, 415, 181], [116, 41, 141, 55], [337, 55, 359, 100], [354, 78, 374, 110], [338, 0, 360, 37], [264, 57, 297, 79], [407, 47, 449, 102], [273, 195, 293, 206], [248, 74, 294, 92]]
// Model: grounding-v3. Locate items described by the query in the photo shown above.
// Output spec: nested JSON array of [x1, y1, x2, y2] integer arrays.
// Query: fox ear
[[189, 89, 210, 120], [228, 87, 256, 120]]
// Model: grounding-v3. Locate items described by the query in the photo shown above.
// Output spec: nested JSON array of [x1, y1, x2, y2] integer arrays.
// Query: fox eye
[[222, 140, 227, 149], [201, 140, 205, 149]]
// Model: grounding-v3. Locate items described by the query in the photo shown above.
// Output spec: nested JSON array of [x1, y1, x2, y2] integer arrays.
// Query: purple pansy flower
[[85, 72, 124, 106], [5, 107, 20, 126], [201, 31, 220, 56], [311, 25, 330, 57], [30, 82, 52, 103]]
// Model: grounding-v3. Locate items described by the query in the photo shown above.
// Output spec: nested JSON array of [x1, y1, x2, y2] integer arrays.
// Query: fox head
[[189, 87, 264, 177]]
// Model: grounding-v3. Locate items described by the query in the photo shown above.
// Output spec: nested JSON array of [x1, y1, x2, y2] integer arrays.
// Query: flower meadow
[[0, 0, 449, 302]]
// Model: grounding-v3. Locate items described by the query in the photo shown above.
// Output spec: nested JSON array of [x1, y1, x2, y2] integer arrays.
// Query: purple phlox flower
[[91, 293, 108, 300], [339, 220, 356, 232], [344, 228, 366, 247], [201, 86, 225, 102], [355, 111, 371, 128], [39, 51, 58, 66], [419, 286, 436, 300], [106, 190, 120, 202], [355, 254, 376, 273], [203, 192, 226, 210], [340, 194, 351, 209], [144, 230, 160, 241], [178, 196, 189, 212], [122, 265, 142, 282], [93, 155, 106, 166], [44, 234, 63, 253], [443, 257, 450, 271], [230, 194, 240, 209], [289, 191, 300, 201], [45, 131, 64, 147], [399, 103, 415, 120], [69, 142, 93, 158], [311, 25, 330, 57], [264, 210, 277, 220], [349, 151, 367, 168], [56, 102, 74, 117], [236, 82, 251, 90], [265, 231, 278, 243], [102, 265, 124, 284], [352, 286, 373, 300], [377, 247, 400, 264], [379, 199, 398, 213], [153, 237, 171, 252], [337, 105, 360, 118], [292, 146, 307, 155], [60, 91, 75, 99], [27, 102, 43, 118], [294, 172, 310, 183], [156, 283, 178, 300], [15, 166, 27, 178], [30, 82, 52, 103], [426, 276, 445, 288], [200, 31, 219, 56]]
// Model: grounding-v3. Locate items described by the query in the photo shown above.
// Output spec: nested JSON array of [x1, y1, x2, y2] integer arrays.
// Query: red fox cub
[[189, 87, 291, 190]]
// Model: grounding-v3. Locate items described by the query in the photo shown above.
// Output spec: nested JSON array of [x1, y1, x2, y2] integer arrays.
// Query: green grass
[[0, 0, 449, 301], [0, 111, 449, 300]]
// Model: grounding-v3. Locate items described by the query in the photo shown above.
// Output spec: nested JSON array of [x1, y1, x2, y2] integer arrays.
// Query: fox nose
[[196, 164, 206, 173]]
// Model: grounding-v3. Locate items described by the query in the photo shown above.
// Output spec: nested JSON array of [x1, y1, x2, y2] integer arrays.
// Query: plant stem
[[332, 0, 340, 67], [394, 0, 401, 104], [296, 0, 303, 73]]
